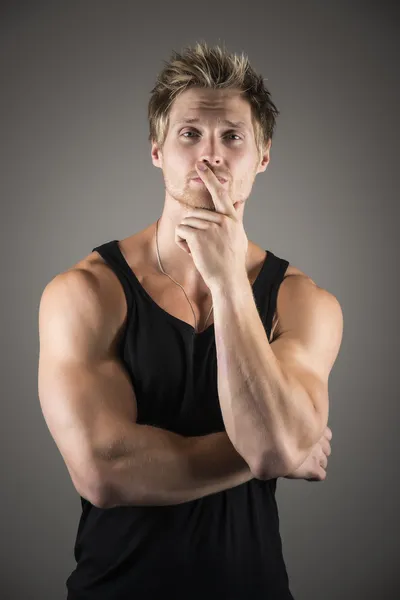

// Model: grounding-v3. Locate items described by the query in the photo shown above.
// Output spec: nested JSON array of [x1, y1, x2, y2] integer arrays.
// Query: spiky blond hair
[[148, 41, 279, 157]]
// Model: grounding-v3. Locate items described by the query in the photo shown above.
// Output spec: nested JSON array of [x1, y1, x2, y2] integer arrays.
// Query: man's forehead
[[171, 116, 250, 131], [170, 90, 252, 129]]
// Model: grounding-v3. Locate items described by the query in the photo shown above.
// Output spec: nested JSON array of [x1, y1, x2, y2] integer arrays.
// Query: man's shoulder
[[263, 249, 340, 341], [252, 242, 309, 283], [276, 262, 341, 329], [51, 245, 128, 325]]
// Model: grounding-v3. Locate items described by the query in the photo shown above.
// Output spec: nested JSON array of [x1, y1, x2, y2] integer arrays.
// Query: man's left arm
[[211, 273, 343, 480]]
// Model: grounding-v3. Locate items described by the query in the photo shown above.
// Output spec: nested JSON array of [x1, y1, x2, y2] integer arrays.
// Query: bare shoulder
[[64, 228, 149, 301], [280, 263, 339, 305], [44, 226, 152, 330], [282, 263, 309, 280], [63, 250, 126, 315], [277, 264, 342, 337], [265, 252, 342, 341], [40, 246, 130, 355]]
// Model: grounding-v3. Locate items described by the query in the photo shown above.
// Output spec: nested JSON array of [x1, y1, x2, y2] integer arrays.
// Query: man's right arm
[[38, 267, 275, 510]]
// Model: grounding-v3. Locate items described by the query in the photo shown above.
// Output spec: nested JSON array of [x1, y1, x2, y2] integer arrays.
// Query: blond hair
[[148, 41, 279, 157]]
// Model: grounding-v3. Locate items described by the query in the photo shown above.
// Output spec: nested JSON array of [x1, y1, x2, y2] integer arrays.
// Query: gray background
[[1, 1, 399, 598]]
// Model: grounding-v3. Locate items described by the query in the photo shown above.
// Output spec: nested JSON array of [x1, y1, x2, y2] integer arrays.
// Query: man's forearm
[[96, 424, 260, 509], [211, 276, 316, 479]]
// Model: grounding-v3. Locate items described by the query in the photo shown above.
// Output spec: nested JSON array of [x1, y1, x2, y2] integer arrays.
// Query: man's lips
[[191, 177, 228, 184]]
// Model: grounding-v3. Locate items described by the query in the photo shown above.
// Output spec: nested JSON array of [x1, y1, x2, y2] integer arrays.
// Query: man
[[38, 42, 342, 599]]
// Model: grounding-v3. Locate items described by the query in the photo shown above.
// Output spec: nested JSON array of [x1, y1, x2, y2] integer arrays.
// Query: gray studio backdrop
[[1, 1, 399, 599]]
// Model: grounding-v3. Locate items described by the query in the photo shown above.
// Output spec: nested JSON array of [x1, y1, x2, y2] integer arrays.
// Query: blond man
[[39, 42, 342, 599]]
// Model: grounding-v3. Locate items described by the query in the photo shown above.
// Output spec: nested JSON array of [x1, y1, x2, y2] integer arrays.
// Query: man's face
[[151, 87, 270, 212]]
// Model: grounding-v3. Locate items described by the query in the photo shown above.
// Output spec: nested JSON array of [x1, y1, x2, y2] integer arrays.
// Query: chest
[[126, 312, 222, 436]]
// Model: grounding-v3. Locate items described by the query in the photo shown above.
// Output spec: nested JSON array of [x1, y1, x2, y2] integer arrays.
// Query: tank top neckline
[[109, 240, 273, 337]]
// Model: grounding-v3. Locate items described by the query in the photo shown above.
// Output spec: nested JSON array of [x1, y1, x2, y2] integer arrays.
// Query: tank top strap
[[91, 239, 135, 316], [253, 249, 290, 337]]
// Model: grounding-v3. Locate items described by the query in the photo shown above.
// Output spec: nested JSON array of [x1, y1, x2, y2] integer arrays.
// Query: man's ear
[[151, 140, 163, 169], [256, 139, 271, 174]]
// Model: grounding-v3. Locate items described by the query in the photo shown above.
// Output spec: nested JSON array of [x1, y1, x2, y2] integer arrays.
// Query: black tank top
[[66, 239, 293, 600]]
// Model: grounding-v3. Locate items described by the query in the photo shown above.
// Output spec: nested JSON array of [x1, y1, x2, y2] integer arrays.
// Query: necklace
[[155, 218, 213, 333]]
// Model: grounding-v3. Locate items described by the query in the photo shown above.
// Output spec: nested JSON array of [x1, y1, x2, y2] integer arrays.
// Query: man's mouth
[[191, 177, 228, 184]]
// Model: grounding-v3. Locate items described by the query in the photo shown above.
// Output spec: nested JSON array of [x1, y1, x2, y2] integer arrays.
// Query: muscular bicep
[[38, 268, 137, 505]]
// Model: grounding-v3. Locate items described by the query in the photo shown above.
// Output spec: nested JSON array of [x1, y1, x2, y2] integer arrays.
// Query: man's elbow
[[250, 446, 293, 480], [71, 467, 114, 509], [250, 430, 318, 480]]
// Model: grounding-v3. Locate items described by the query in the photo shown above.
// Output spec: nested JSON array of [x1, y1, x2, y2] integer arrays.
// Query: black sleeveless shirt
[[66, 240, 293, 600]]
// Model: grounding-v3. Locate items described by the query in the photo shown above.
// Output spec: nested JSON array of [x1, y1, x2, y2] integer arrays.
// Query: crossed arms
[[38, 266, 342, 508]]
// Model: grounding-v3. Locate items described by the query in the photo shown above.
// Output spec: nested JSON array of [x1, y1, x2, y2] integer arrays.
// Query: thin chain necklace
[[155, 218, 213, 333]]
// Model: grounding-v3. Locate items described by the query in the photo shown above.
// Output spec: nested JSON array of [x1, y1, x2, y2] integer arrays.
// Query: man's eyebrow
[[172, 117, 249, 130]]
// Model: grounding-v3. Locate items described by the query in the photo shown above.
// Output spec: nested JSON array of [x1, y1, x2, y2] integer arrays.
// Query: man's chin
[[178, 194, 216, 211], [188, 202, 216, 211], [197, 204, 216, 211]]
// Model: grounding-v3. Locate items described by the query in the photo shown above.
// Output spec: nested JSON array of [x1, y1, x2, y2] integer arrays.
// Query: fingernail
[[197, 162, 207, 171]]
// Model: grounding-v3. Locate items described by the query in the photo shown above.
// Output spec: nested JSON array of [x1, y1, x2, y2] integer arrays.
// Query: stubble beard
[[168, 181, 219, 212]]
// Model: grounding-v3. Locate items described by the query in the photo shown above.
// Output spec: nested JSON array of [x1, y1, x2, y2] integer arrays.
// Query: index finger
[[195, 162, 237, 217]]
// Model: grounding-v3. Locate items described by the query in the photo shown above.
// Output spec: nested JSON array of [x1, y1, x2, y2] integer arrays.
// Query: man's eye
[[181, 131, 242, 140]]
